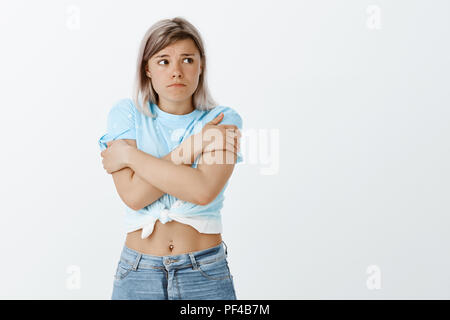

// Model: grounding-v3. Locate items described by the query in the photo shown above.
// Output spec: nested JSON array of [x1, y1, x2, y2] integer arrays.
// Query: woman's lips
[[169, 84, 186, 87]]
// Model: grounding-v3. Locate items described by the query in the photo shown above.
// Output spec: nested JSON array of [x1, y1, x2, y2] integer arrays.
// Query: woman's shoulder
[[201, 105, 243, 128], [108, 98, 150, 120], [106, 98, 135, 118], [204, 104, 239, 114], [111, 98, 136, 112], [201, 105, 242, 119]]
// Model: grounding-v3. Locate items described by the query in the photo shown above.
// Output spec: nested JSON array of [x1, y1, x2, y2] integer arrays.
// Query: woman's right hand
[[177, 113, 241, 165], [200, 112, 241, 155], [188, 112, 240, 163]]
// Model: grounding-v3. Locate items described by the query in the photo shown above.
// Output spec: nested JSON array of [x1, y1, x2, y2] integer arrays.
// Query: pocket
[[114, 260, 133, 282], [196, 257, 231, 281]]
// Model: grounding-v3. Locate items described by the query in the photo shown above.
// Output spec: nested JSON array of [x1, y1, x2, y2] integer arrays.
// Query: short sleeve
[[98, 99, 136, 151], [213, 107, 244, 164]]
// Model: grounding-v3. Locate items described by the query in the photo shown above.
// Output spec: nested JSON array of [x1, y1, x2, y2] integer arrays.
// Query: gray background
[[0, 0, 449, 299]]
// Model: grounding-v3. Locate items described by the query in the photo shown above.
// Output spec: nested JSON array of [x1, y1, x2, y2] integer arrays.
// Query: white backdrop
[[0, 0, 449, 299]]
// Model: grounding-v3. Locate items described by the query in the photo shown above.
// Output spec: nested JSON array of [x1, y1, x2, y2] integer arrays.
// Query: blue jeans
[[111, 240, 237, 300]]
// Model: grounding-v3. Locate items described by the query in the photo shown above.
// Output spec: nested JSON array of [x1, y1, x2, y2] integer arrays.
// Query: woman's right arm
[[111, 136, 200, 211], [109, 113, 238, 210]]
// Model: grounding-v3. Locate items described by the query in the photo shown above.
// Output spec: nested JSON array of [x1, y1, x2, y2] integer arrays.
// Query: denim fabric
[[111, 241, 237, 300]]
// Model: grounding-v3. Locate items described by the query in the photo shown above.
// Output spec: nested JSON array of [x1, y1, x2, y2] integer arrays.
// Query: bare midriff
[[125, 220, 222, 256]]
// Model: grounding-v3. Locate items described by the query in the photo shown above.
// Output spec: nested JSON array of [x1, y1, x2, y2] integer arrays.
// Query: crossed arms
[[109, 138, 237, 211]]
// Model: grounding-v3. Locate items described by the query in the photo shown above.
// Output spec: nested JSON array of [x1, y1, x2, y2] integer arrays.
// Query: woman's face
[[146, 38, 202, 107]]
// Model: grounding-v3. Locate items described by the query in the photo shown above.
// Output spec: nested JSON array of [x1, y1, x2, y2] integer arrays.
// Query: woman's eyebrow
[[155, 53, 195, 58]]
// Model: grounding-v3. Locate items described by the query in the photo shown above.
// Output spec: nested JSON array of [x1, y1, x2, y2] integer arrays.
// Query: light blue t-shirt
[[98, 98, 243, 239]]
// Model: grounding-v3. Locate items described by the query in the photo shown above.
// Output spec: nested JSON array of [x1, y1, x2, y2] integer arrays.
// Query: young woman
[[99, 17, 243, 300]]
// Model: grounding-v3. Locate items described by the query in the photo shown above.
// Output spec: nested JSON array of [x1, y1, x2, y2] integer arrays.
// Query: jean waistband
[[118, 240, 229, 271]]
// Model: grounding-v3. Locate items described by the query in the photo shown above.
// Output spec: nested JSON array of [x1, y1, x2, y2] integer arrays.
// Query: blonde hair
[[133, 17, 218, 118]]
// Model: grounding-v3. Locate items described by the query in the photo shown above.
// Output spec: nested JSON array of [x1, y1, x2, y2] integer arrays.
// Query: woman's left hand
[[100, 140, 132, 174]]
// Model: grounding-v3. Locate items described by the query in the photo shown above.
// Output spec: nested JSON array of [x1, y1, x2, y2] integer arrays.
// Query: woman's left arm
[[102, 138, 237, 205], [126, 147, 235, 205]]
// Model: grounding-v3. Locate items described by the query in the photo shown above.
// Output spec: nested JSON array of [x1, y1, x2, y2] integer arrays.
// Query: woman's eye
[[158, 58, 193, 65]]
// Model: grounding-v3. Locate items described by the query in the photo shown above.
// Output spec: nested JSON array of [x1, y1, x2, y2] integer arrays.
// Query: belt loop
[[132, 253, 142, 271], [189, 252, 198, 270], [222, 240, 228, 257]]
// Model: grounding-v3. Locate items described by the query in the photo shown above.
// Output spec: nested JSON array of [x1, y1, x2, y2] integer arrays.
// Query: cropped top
[[98, 98, 243, 239]]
